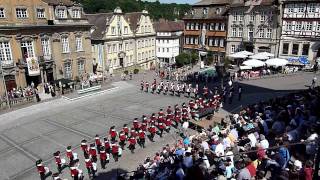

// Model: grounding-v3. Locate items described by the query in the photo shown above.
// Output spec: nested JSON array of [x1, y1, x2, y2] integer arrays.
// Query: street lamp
[[0, 64, 10, 109]]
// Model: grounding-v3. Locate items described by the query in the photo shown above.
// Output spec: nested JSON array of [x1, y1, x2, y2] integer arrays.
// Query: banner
[[26, 57, 40, 76]]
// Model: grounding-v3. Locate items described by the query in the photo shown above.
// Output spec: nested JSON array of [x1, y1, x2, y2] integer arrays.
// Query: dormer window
[[56, 8, 67, 19], [37, 9, 45, 18], [216, 8, 221, 14], [16, 8, 28, 19], [72, 9, 81, 19], [191, 9, 195, 15], [0, 8, 5, 18], [203, 8, 208, 15]]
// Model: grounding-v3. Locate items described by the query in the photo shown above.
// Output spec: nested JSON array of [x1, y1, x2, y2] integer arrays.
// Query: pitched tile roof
[[124, 12, 143, 32], [41, 0, 75, 6], [193, 0, 231, 6], [86, 13, 113, 40], [154, 20, 184, 32]]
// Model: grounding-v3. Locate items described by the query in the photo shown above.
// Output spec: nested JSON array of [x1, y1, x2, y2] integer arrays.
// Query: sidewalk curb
[[62, 87, 120, 101]]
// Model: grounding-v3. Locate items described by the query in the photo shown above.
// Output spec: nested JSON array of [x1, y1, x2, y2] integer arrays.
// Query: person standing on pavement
[[228, 89, 233, 104], [238, 85, 242, 101], [311, 76, 317, 88]]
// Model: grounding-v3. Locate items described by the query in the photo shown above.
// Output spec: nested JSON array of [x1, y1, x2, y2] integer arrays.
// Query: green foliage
[[175, 52, 190, 67], [78, 0, 191, 20], [133, 68, 139, 74], [190, 50, 198, 64]]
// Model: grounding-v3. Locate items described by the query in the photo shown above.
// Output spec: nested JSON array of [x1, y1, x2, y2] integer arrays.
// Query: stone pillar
[[52, 64, 57, 80]]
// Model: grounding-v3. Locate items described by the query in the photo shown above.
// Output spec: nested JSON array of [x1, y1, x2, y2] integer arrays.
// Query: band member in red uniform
[[151, 80, 156, 93], [145, 81, 149, 92], [203, 86, 208, 99], [174, 114, 181, 127], [140, 121, 147, 132], [138, 130, 146, 148], [130, 129, 137, 138], [70, 162, 83, 180], [122, 124, 129, 136], [158, 122, 165, 137], [174, 104, 181, 116], [85, 157, 95, 178], [80, 139, 89, 157], [109, 127, 117, 142], [111, 142, 119, 162], [148, 125, 156, 142], [53, 151, 63, 173], [140, 80, 144, 91], [66, 146, 74, 165], [166, 106, 172, 114], [165, 117, 172, 132], [36, 159, 46, 180], [95, 135, 102, 154], [104, 137, 111, 153], [99, 146, 108, 169], [158, 109, 164, 116], [149, 113, 157, 125], [157, 114, 164, 124], [128, 136, 137, 153], [133, 118, 140, 131], [119, 131, 127, 149], [89, 144, 97, 163]]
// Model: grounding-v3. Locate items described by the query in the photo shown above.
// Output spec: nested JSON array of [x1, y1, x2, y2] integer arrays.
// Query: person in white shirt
[[215, 140, 225, 157], [259, 134, 269, 149]]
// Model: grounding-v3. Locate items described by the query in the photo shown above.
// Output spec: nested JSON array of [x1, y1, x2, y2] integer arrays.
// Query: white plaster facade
[[279, 1, 320, 63], [156, 31, 182, 65]]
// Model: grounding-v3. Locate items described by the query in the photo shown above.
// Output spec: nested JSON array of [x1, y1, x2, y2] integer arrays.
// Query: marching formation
[[36, 91, 222, 180]]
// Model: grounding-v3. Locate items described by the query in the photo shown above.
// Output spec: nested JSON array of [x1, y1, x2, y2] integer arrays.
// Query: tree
[[175, 52, 189, 67], [78, 0, 191, 21]]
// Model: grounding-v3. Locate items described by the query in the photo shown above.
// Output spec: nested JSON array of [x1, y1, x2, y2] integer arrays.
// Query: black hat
[[123, 124, 128, 127], [81, 139, 87, 143], [104, 137, 108, 141], [95, 134, 99, 138], [52, 172, 60, 177], [67, 146, 71, 150], [100, 146, 105, 151], [90, 143, 95, 147], [36, 159, 43, 166], [53, 151, 60, 156]]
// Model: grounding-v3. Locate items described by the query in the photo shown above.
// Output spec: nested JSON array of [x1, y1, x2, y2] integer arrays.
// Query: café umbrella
[[265, 58, 288, 67], [243, 59, 265, 68]]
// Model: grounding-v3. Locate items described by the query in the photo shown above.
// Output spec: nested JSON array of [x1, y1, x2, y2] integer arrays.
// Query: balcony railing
[[0, 60, 15, 68]]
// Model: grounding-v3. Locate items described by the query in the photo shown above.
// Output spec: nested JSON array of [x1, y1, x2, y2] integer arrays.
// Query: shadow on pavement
[[95, 168, 129, 180]]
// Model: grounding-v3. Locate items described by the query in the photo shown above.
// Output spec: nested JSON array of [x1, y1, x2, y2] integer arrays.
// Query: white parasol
[[250, 52, 274, 60], [265, 58, 288, 67], [243, 59, 265, 67]]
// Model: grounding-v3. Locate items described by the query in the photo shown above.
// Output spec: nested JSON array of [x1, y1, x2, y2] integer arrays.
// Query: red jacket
[[158, 123, 165, 129], [85, 160, 92, 168], [175, 115, 181, 123], [100, 151, 107, 160], [81, 144, 88, 152], [37, 165, 45, 173], [133, 121, 139, 129], [129, 138, 136, 145], [71, 169, 79, 177], [123, 127, 129, 134], [89, 148, 97, 156], [165, 119, 172, 126], [119, 133, 127, 141], [111, 144, 119, 154], [139, 131, 145, 139], [104, 141, 110, 149], [95, 138, 101, 146], [140, 123, 147, 131], [55, 156, 61, 165], [66, 151, 73, 159], [149, 127, 156, 134], [130, 130, 137, 137], [110, 131, 117, 138]]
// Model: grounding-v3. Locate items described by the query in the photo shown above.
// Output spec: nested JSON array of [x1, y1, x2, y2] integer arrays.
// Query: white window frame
[[75, 36, 83, 51], [56, 8, 67, 19], [232, 27, 237, 37], [297, 4, 305, 13], [16, 8, 28, 18], [61, 37, 70, 53], [231, 45, 236, 53], [317, 22, 320, 31], [250, 12, 255, 22], [233, 12, 238, 21], [260, 12, 266, 22], [295, 21, 302, 31], [77, 60, 85, 75], [305, 22, 313, 31], [238, 27, 243, 37], [308, 3, 316, 13], [41, 38, 51, 57], [219, 39, 224, 47], [0, 42, 13, 64], [72, 9, 81, 19], [286, 21, 292, 31], [64, 62, 72, 79], [287, 5, 294, 13], [266, 28, 272, 38], [214, 39, 219, 46], [259, 28, 265, 38], [21, 41, 35, 58], [0, 8, 5, 18], [37, 8, 45, 18]]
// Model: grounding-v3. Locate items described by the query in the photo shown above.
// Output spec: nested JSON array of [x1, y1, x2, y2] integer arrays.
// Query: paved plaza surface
[[0, 71, 318, 180]]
